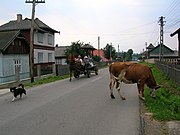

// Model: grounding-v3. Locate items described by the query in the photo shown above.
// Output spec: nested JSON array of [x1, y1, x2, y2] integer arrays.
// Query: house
[[145, 43, 179, 63], [54, 45, 71, 76], [93, 49, 108, 62], [148, 44, 177, 58], [0, 14, 59, 80], [146, 43, 154, 52], [170, 28, 180, 57], [0, 30, 29, 84], [55, 45, 69, 65], [81, 44, 96, 56]]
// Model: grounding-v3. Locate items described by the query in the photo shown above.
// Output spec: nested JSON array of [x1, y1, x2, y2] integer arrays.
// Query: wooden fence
[[155, 61, 180, 85]]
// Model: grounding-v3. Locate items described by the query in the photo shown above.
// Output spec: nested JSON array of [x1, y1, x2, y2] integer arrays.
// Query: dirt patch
[[139, 100, 180, 135]]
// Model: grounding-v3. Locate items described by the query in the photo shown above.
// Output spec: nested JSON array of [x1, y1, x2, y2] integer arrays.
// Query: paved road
[[0, 68, 141, 135]]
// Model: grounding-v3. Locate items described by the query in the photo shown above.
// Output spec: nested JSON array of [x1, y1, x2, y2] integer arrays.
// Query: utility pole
[[98, 36, 100, 57], [158, 16, 165, 61], [145, 42, 148, 59], [110, 43, 112, 61], [25, 0, 45, 82], [118, 44, 119, 55]]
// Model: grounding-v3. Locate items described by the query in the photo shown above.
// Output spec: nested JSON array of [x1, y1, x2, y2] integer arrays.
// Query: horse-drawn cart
[[68, 43, 98, 81], [73, 61, 98, 79]]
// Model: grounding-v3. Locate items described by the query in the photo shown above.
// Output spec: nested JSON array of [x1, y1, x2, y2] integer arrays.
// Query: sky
[[0, 0, 179, 53]]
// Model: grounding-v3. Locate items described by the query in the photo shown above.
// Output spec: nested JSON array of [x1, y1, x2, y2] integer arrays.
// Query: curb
[[139, 99, 180, 135], [0, 89, 10, 97], [139, 99, 145, 135]]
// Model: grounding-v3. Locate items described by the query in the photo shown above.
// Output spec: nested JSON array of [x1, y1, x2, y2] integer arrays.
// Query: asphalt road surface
[[0, 68, 141, 135]]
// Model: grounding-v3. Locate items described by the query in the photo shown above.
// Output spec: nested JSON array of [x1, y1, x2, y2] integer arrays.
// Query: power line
[[164, 0, 180, 19], [147, 21, 159, 42]]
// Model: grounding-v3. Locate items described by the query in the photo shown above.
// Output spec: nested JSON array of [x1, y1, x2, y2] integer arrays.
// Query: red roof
[[93, 49, 108, 62]]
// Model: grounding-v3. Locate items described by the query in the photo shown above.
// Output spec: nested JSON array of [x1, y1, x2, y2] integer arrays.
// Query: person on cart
[[84, 56, 95, 67], [75, 55, 85, 70], [83, 56, 89, 64]]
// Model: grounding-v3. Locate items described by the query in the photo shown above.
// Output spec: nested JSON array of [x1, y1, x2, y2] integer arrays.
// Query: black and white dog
[[10, 84, 26, 102]]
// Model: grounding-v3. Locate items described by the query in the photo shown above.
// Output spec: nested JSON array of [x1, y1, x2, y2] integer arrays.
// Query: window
[[48, 53, 53, 62], [48, 35, 53, 45], [14, 59, 21, 73], [38, 52, 43, 63], [38, 32, 44, 43], [19, 41, 21, 46]]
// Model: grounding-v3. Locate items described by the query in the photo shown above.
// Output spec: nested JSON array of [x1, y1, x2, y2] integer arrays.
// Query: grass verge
[[143, 62, 180, 121], [25, 75, 70, 88]]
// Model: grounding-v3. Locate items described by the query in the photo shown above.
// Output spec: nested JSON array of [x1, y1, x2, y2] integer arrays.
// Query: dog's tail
[[18, 84, 24, 89]]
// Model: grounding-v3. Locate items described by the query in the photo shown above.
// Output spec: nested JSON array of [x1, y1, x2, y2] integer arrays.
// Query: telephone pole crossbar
[[25, 0, 45, 3]]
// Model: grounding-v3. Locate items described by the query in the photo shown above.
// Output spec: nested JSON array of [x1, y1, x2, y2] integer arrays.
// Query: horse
[[68, 54, 76, 81]]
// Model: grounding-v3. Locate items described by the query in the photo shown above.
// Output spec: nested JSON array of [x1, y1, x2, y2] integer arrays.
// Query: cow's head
[[150, 85, 160, 98]]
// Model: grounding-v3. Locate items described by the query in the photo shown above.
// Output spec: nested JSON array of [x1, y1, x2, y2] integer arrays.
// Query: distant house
[[0, 14, 59, 80], [55, 46, 69, 65], [0, 30, 29, 84], [145, 43, 180, 63], [146, 43, 154, 52], [93, 49, 108, 62], [148, 44, 177, 58]]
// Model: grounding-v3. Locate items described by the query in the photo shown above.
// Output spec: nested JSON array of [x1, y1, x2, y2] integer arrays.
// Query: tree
[[64, 41, 84, 57], [122, 52, 127, 61], [104, 43, 116, 60], [127, 49, 133, 60], [122, 49, 133, 61], [64, 41, 85, 63]]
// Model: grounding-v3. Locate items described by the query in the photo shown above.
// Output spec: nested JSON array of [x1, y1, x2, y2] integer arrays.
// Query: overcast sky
[[0, 0, 179, 53]]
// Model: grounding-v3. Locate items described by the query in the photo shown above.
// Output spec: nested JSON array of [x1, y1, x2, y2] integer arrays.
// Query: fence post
[[15, 66, 20, 85], [52, 63, 56, 76], [166, 62, 168, 75], [37, 65, 41, 78], [174, 64, 176, 83]]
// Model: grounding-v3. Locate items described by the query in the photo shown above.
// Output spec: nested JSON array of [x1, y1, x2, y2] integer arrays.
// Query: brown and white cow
[[109, 62, 160, 100]]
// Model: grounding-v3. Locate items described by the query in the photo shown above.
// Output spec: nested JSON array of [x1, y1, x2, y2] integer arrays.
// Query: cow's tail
[[108, 62, 115, 72]]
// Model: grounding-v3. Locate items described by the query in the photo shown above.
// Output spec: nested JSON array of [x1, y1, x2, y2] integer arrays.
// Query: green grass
[[142, 62, 180, 121], [24, 75, 70, 88]]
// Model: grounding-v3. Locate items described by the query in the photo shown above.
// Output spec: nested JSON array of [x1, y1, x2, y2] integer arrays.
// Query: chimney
[[17, 14, 22, 23]]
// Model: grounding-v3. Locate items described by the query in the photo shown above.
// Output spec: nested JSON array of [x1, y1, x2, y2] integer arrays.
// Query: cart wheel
[[87, 70, 90, 78], [74, 72, 79, 78], [95, 68, 98, 75]]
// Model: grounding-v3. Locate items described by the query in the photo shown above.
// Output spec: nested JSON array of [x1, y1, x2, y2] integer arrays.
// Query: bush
[[92, 55, 101, 62]]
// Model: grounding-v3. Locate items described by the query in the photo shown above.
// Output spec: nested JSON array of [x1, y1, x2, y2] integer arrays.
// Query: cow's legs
[[109, 77, 116, 99], [137, 83, 145, 100], [116, 81, 126, 100]]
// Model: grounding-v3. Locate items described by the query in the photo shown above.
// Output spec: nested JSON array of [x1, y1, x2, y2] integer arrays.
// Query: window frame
[[38, 32, 44, 43], [14, 59, 22, 73], [38, 52, 43, 63]]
